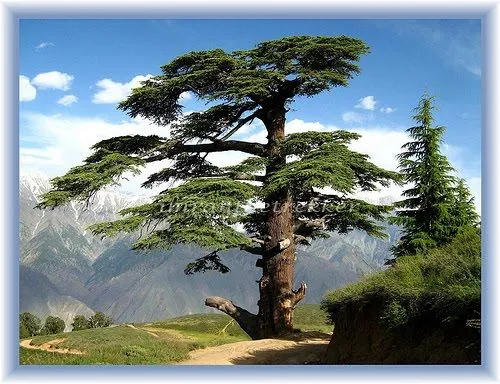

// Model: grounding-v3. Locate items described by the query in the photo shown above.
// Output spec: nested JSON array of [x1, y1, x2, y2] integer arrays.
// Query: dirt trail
[[19, 338, 85, 355], [125, 323, 160, 338], [178, 333, 330, 365]]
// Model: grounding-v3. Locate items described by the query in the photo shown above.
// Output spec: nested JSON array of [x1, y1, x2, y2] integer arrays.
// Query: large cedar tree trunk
[[206, 104, 306, 339]]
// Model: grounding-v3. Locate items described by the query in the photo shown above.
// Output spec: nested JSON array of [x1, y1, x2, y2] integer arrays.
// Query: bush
[[88, 312, 113, 328], [41, 316, 65, 335], [71, 315, 89, 331], [321, 228, 481, 328], [19, 312, 42, 337]]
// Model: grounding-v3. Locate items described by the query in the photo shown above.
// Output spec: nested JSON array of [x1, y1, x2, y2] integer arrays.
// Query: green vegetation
[[19, 312, 41, 337], [71, 315, 89, 331], [322, 228, 480, 329], [40, 316, 65, 335], [293, 304, 332, 333], [20, 305, 330, 365], [88, 312, 113, 328]]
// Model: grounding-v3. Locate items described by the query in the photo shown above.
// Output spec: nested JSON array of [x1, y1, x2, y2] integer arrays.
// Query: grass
[[293, 304, 332, 333], [20, 304, 331, 365], [321, 227, 481, 328]]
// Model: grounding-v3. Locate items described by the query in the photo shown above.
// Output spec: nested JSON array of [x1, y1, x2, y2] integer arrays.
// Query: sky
[[19, 19, 482, 211]]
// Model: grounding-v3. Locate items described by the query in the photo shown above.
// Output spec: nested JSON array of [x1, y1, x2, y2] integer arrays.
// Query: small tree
[[37, 36, 400, 338], [41, 316, 65, 335], [88, 312, 113, 328], [71, 315, 89, 331], [19, 312, 41, 337]]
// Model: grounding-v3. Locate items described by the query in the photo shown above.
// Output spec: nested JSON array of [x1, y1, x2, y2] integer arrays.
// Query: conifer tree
[[391, 94, 458, 257], [449, 178, 480, 230], [37, 36, 400, 339]]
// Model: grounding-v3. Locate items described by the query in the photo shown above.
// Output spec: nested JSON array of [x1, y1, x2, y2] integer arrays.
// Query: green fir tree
[[392, 94, 464, 257]]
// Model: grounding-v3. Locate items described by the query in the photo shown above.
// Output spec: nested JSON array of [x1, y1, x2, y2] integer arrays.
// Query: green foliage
[[41, 316, 65, 335], [118, 36, 369, 126], [36, 151, 145, 209], [19, 322, 30, 339], [322, 228, 481, 328], [391, 94, 476, 257], [71, 315, 90, 331], [449, 178, 480, 229], [89, 178, 256, 254], [266, 141, 400, 196], [20, 312, 41, 337], [36, 35, 397, 278], [88, 312, 113, 328]]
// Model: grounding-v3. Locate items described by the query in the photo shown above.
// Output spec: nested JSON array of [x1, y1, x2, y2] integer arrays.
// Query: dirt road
[[178, 333, 330, 365]]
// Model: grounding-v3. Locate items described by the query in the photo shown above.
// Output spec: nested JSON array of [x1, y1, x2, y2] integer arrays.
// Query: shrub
[[41, 316, 65, 335], [321, 228, 480, 328], [71, 315, 89, 331], [19, 312, 42, 337]]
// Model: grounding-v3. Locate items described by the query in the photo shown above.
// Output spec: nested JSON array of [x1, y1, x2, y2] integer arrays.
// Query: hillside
[[19, 305, 332, 365]]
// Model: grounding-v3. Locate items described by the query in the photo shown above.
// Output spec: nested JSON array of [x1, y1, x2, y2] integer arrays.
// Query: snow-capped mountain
[[19, 173, 399, 328]]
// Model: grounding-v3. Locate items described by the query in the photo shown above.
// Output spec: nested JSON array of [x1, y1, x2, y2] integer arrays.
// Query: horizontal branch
[[145, 139, 266, 163]]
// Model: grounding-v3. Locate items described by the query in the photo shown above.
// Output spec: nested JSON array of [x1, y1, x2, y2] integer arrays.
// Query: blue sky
[[19, 19, 482, 209]]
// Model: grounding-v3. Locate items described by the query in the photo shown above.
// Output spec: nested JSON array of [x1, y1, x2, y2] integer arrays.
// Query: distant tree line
[[19, 311, 113, 338], [71, 312, 113, 331]]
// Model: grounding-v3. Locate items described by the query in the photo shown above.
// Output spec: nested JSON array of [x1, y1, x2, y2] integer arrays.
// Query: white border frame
[[2, 1, 498, 382]]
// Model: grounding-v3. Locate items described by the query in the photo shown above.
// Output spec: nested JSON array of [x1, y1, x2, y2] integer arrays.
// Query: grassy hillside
[[20, 304, 332, 365], [322, 228, 480, 329]]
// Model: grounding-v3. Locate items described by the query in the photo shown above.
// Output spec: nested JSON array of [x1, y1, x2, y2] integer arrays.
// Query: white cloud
[[20, 114, 480, 212], [380, 107, 395, 114], [180, 91, 193, 101], [466, 176, 481, 214], [20, 112, 171, 196], [355, 96, 377, 110], [35, 42, 55, 51], [342, 111, 366, 124], [31, 71, 74, 91], [19, 75, 37, 102], [57, 94, 78, 107], [92, 74, 153, 104]]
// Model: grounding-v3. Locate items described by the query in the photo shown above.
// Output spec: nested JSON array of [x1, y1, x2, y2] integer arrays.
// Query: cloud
[[380, 107, 395, 114], [20, 112, 172, 196], [180, 91, 193, 101], [19, 75, 37, 102], [355, 96, 377, 111], [342, 111, 367, 124], [92, 74, 153, 104], [35, 42, 55, 51], [20, 113, 480, 212], [57, 94, 78, 107], [31, 71, 74, 91]]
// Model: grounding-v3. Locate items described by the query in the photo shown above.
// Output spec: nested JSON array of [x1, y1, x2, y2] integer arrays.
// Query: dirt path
[[19, 338, 85, 355], [125, 323, 160, 338], [178, 333, 330, 365]]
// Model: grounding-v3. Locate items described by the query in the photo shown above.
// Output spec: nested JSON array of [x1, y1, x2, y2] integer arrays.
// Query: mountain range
[[19, 173, 400, 330]]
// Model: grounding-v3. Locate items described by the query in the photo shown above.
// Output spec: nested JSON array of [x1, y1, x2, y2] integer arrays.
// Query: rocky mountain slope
[[19, 173, 399, 326]]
